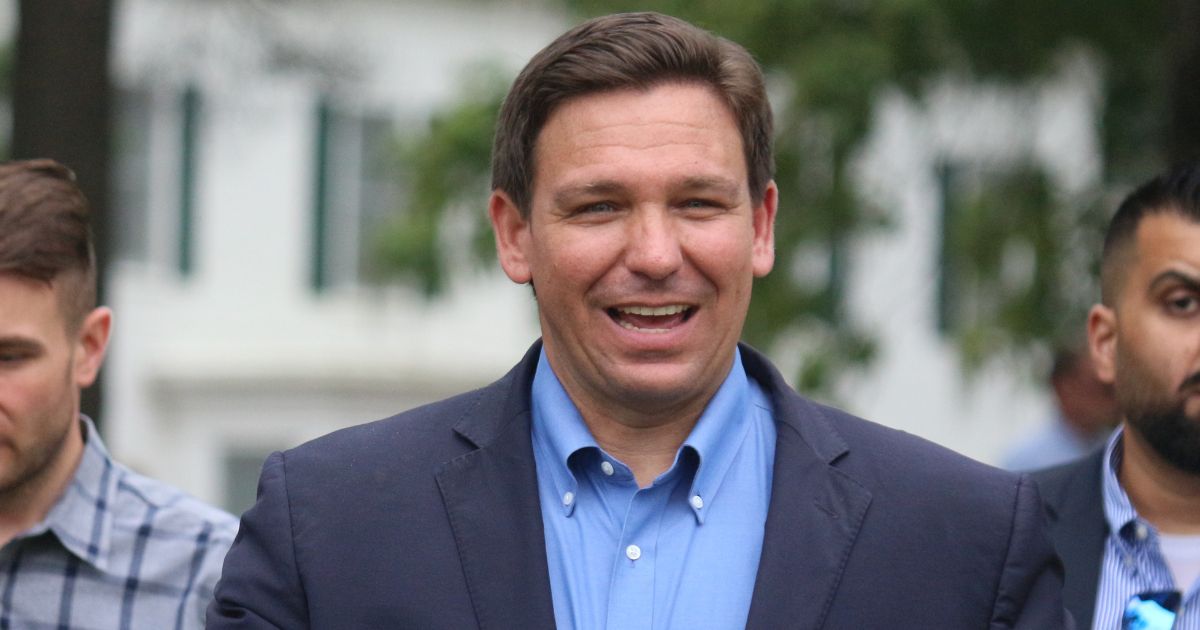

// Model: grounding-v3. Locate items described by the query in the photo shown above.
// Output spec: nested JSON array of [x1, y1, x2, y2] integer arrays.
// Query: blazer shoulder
[[744, 343, 1016, 494], [813, 399, 1018, 491], [282, 374, 511, 474], [1029, 449, 1105, 508]]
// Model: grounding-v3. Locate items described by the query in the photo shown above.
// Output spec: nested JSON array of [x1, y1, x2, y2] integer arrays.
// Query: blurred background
[[1, 0, 1195, 515]]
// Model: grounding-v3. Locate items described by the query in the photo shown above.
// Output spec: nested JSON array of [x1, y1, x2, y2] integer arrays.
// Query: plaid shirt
[[0, 417, 238, 629]]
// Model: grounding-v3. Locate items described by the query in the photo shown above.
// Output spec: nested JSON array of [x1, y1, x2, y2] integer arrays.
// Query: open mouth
[[606, 304, 695, 333]]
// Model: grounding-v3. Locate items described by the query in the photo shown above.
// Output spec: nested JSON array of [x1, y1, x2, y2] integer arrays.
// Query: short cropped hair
[[0, 159, 96, 330], [491, 11, 774, 216], [1100, 163, 1200, 305]]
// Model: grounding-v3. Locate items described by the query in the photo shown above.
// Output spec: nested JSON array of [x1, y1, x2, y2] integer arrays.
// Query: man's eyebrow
[[1148, 269, 1200, 293], [551, 177, 743, 206], [0, 336, 42, 351], [552, 181, 627, 207], [676, 176, 742, 197]]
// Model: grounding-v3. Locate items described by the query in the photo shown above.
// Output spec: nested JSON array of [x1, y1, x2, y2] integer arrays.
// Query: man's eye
[[1166, 294, 1199, 315], [0, 352, 29, 365], [679, 199, 728, 214], [579, 202, 617, 214]]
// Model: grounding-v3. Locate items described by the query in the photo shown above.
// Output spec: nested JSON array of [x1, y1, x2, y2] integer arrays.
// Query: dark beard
[[1127, 401, 1200, 475], [1115, 339, 1200, 475]]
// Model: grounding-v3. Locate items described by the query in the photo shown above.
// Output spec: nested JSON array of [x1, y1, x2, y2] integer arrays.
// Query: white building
[[104, 0, 562, 512], [21, 1, 1106, 513]]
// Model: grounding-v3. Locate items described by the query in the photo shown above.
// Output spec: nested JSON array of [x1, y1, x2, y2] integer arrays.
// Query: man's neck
[[0, 420, 86, 547], [1120, 425, 1200, 534], [580, 409, 700, 488], [545, 353, 731, 488]]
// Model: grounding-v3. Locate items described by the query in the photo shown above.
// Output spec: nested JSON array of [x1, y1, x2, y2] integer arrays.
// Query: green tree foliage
[[376, 0, 1198, 391], [370, 69, 506, 294]]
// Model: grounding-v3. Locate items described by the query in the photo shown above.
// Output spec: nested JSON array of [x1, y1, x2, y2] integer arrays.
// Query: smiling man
[[489, 81, 776, 491], [1034, 163, 1200, 630], [212, 13, 1067, 629], [0, 159, 237, 629]]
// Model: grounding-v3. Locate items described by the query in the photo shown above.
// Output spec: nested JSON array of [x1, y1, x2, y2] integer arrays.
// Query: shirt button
[[690, 495, 704, 510], [626, 544, 641, 561], [600, 461, 615, 476], [562, 492, 574, 507], [1135, 524, 1149, 541]]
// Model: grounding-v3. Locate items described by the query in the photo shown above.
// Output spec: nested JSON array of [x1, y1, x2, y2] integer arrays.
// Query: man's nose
[[624, 208, 683, 280]]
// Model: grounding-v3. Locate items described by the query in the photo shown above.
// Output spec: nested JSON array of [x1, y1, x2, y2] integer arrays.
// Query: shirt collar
[[530, 350, 599, 517], [38, 415, 118, 572], [1101, 426, 1155, 544], [681, 349, 753, 523], [529, 348, 753, 523]]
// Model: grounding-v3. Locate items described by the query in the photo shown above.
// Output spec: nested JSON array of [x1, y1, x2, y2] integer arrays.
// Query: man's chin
[[613, 376, 695, 404], [1129, 403, 1200, 476], [606, 369, 713, 413]]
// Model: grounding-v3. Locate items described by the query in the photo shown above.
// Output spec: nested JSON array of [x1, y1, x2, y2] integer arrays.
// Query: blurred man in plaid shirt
[[0, 159, 237, 629]]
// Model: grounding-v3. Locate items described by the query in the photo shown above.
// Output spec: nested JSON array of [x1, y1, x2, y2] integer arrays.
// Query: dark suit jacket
[[1031, 450, 1107, 630], [209, 342, 1067, 629]]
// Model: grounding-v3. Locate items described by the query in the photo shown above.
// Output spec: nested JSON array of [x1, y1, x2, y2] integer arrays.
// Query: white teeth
[[617, 305, 688, 316], [618, 320, 671, 333]]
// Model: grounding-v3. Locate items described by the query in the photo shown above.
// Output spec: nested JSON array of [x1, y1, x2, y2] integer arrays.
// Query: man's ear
[[1087, 304, 1117, 385], [751, 181, 778, 277], [74, 306, 112, 389], [489, 190, 533, 284]]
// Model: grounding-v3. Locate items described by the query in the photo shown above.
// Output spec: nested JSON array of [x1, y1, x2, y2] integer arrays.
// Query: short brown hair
[[0, 159, 96, 330], [491, 11, 774, 216]]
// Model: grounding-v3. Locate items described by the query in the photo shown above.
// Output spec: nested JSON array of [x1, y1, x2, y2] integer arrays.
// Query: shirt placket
[[1121, 521, 1195, 627], [604, 473, 674, 630]]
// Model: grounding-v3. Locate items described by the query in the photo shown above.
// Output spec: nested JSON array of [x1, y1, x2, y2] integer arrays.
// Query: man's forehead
[[0, 271, 75, 318], [1134, 212, 1200, 264], [1120, 212, 1200, 298], [0, 273, 61, 334], [0, 270, 55, 294], [531, 84, 748, 197]]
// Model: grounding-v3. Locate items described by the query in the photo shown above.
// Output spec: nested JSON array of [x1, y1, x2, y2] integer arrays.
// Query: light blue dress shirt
[[530, 348, 776, 630], [1093, 427, 1200, 630]]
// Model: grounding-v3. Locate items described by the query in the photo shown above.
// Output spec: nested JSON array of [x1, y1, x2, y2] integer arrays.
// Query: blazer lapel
[[435, 344, 558, 630], [742, 346, 872, 630], [1039, 450, 1107, 630], [434, 342, 873, 629]]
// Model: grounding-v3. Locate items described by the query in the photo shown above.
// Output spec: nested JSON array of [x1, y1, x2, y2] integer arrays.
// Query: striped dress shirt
[[0, 417, 238, 630], [1094, 428, 1200, 629]]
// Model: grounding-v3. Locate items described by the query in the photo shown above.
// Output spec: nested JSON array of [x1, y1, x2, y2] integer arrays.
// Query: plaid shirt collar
[[27, 415, 119, 573]]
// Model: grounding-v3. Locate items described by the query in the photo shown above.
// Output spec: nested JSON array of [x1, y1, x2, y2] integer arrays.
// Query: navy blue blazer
[[209, 342, 1067, 629], [1031, 450, 1107, 630]]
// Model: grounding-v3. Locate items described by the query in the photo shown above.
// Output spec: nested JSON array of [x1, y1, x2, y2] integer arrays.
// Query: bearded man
[[1035, 162, 1200, 630]]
